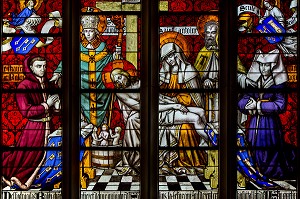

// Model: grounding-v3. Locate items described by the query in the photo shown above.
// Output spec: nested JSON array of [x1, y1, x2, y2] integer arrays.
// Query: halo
[[197, 15, 219, 39], [80, 7, 107, 35], [102, 59, 137, 89], [19, 0, 43, 11], [160, 31, 190, 58]]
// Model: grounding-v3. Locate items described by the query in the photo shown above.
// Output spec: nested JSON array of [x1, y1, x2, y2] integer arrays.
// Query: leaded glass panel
[[1, 0, 63, 197], [236, 0, 298, 197], [159, 1, 220, 197], [79, 1, 141, 197]]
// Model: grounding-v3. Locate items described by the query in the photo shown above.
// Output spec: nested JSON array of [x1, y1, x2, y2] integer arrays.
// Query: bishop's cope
[[80, 11, 115, 128]]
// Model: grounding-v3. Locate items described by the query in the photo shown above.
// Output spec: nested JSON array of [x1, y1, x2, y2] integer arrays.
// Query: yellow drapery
[[161, 74, 207, 168]]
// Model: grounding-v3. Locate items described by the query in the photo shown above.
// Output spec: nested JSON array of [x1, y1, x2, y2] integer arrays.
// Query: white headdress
[[160, 43, 198, 84], [247, 49, 288, 88]]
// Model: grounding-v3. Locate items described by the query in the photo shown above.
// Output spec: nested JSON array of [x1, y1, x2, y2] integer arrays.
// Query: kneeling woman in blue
[[238, 49, 294, 180]]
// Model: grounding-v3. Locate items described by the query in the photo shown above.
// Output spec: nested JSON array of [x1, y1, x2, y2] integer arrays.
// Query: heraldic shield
[[256, 15, 286, 44], [11, 37, 40, 54]]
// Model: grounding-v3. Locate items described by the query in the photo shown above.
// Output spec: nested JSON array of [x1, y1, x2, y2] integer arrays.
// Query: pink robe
[[2, 60, 54, 189]]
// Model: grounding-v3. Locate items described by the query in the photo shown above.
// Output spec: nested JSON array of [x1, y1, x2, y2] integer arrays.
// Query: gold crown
[[81, 15, 99, 29]]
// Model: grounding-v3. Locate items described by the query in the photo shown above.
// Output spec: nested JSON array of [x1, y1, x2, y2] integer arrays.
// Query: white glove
[[245, 97, 257, 110], [47, 94, 59, 107], [113, 45, 122, 60]]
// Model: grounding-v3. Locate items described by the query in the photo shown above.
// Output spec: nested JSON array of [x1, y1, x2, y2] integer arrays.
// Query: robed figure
[[159, 42, 208, 175], [2, 56, 59, 189], [238, 49, 294, 179]]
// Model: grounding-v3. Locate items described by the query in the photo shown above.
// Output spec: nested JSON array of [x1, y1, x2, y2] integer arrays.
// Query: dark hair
[[29, 57, 46, 66]]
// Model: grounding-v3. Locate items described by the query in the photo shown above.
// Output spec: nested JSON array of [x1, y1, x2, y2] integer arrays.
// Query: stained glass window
[[79, 0, 141, 198], [1, 0, 299, 199], [236, 0, 298, 197], [1, 0, 63, 197], [159, 0, 220, 197]]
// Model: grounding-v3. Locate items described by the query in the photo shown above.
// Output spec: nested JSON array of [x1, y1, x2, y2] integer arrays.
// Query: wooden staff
[[111, 15, 125, 59], [108, 15, 125, 127]]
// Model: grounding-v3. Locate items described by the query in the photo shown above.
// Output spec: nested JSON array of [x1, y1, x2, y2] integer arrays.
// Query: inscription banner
[[160, 26, 199, 35], [1, 190, 297, 199], [2, 65, 25, 82]]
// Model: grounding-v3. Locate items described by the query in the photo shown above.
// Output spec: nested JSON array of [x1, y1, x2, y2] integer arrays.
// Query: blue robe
[[10, 7, 36, 26], [29, 135, 85, 189], [238, 83, 293, 179]]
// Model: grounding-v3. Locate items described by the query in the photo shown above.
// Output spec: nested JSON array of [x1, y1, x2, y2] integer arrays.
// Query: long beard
[[205, 37, 218, 50]]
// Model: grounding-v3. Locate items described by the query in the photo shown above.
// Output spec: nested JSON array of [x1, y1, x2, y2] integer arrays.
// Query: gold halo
[[80, 7, 107, 35], [19, 0, 43, 11], [102, 59, 137, 88], [160, 31, 190, 58], [197, 15, 219, 39]]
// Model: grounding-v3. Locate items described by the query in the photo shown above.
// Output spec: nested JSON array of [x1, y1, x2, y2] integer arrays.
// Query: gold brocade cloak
[[194, 46, 247, 77]]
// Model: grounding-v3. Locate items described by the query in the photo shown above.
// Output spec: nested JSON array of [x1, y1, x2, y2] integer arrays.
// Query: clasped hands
[[47, 94, 60, 109], [245, 97, 257, 115]]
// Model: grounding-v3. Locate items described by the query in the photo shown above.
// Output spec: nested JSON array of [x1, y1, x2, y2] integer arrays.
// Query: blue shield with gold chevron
[[11, 37, 39, 54], [256, 15, 286, 44]]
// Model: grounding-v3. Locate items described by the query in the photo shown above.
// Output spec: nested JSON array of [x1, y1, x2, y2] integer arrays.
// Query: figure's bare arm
[[159, 104, 175, 111], [159, 103, 189, 112], [116, 93, 140, 111]]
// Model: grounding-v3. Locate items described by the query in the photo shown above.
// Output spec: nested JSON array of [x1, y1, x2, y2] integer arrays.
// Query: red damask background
[[2, 0, 297, 147], [80, 0, 219, 12], [237, 0, 298, 147], [2, 0, 141, 145], [2, 0, 63, 146], [165, 0, 219, 12], [159, 0, 298, 147]]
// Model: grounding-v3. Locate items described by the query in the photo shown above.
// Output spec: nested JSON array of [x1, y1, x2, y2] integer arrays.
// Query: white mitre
[[81, 15, 99, 29]]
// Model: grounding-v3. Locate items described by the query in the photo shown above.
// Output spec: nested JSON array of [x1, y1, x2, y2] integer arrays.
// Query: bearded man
[[110, 68, 141, 175], [194, 20, 219, 126]]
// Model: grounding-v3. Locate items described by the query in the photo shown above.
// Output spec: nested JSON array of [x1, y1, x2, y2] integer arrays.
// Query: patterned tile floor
[[2, 168, 296, 192], [82, 168, 209, 191], [83, 169, 297, 192]]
